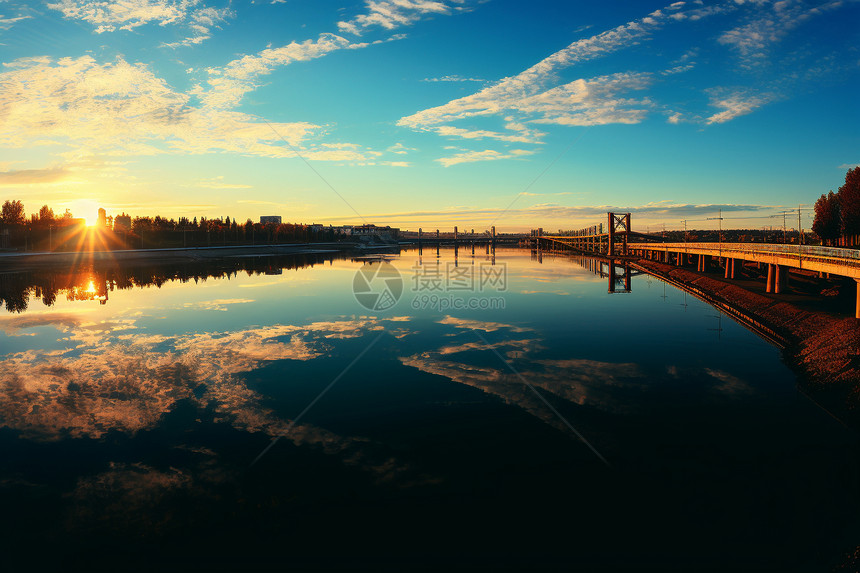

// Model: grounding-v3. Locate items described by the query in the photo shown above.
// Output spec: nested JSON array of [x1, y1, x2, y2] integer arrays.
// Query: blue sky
[[0, 0, 858, 231]]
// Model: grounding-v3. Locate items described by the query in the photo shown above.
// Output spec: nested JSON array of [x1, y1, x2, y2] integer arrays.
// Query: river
[[0, 247, 857, 571]]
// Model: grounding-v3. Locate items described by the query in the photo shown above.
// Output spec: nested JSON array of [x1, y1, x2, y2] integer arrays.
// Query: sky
[[0, 0, 858, 232]]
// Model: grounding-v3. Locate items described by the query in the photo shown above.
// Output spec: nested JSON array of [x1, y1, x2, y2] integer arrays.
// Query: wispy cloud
[[718, 0, 846, 68], [195, 176, 252, 189], [336, 0, 470, 36], [195, 33, 354, 110], [705, 87, 773, 124], [421, 75, 485, 83], [0, 12, 30, 31], [46, 0, 233, 45], [0, 167, 70, 186], [387, 142, 418, 154], [321, 202, 776, 227], [397, 2, 692, 143], [436, 148, 536, 167]]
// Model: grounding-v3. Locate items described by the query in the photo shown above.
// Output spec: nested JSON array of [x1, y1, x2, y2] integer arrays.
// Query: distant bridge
[[530, 212, 860, 318]]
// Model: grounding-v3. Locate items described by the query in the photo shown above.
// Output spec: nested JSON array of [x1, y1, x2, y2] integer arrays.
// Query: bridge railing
[[637, 242, 860, 268]]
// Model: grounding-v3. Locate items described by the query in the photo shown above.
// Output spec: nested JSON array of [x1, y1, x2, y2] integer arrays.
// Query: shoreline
[[632, 258, 860, 423], [0, 242, 360, 268]]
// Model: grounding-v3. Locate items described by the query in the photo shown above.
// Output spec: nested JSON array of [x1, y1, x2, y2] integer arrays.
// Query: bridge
[[531, 212, 860, 318], [530, 250, 645, 294]]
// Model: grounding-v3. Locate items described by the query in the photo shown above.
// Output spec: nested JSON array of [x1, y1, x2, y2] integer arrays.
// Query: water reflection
[[0, 252, 337, 313], [0, 248, 857, 570]]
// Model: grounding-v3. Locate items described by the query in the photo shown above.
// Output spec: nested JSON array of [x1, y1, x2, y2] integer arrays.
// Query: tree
[[38, 205, 55, 224], [1, 200, 25, 225], [839, 166, 860, 240], [813, 191, 840, 242]]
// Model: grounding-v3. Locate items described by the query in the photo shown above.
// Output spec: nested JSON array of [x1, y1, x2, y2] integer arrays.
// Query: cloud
[[395, 2, 732, 147], [387, 143, 417, 154], [184, 298, 256, 311], [0, 13, 29, 31], [0, 55, 381, 162], [337, 0, 467, 36], [437, 316, 532, 333], [397, 5, 679, 137], [421, 75, 485, 83], [196, 33, 353, 109], [717, 0, 846, 68], [195, 176, 252, 189], [436, 148, 536, 167], [432, 124, 545, 143], [321, 202, 776, 228], [0, 167, 71, 186], [0, 312, 87, 335], [46, 0, 232, 45], [705, 88, 773, 124]]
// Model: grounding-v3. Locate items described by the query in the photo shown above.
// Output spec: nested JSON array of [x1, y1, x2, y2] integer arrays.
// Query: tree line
[[0, 200, 346, 251], [812, 167, 860, 246]]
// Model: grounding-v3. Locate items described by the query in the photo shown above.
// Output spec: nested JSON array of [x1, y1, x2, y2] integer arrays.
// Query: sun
[[69, 199, 101, 227]]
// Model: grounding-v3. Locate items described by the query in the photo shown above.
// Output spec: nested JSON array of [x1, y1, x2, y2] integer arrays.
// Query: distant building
[[309, 224, 324, 233], [97, 208, 107, 227], [260, 216, 282, 225], [114, 213, 132, 232], [352, 224, 400, 238]]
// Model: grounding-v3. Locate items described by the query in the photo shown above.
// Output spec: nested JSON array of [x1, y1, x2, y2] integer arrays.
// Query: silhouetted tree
[[1, 200, 25, 225], [813, 191, 840, 242], [39, 205, 54, 222], [839, 167, 860, 243]]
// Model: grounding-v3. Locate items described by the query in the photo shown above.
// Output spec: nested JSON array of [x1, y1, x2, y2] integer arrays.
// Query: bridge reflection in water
[[530, 249, 645, 294]]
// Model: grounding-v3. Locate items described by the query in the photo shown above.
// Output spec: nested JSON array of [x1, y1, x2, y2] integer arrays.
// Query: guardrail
[[637, 242, 860, 261]]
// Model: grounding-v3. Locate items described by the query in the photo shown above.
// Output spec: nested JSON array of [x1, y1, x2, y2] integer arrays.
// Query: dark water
[[0, 248, 857, 571]]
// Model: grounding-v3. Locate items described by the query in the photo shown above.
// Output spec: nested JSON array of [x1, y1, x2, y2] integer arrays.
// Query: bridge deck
[[632, 242, 860, 280]]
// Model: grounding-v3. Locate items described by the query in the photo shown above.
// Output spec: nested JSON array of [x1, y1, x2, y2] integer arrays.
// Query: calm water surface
[[1, 248, 858, 571]]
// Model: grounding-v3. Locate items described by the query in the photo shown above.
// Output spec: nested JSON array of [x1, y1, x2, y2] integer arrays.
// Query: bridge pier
[[766, 264, 775, 293], [775, 265, 785, 294], [856, 280, 860, 319]]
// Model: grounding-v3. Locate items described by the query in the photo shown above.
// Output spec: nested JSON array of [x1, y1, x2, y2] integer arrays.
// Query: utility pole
[[706, 209, 723, 254], [682, 219, 687, 243], [798, 206, 803, 245], [783, 212, 787, 244]]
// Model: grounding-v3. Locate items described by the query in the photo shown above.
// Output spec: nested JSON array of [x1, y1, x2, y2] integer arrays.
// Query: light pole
[[706, 209, 723, 255], [797, 206, 803, 245]]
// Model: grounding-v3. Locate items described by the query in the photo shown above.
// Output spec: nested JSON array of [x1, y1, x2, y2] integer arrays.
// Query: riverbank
[[632, 258, 860, 420], [0, 243, 361, 268]]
